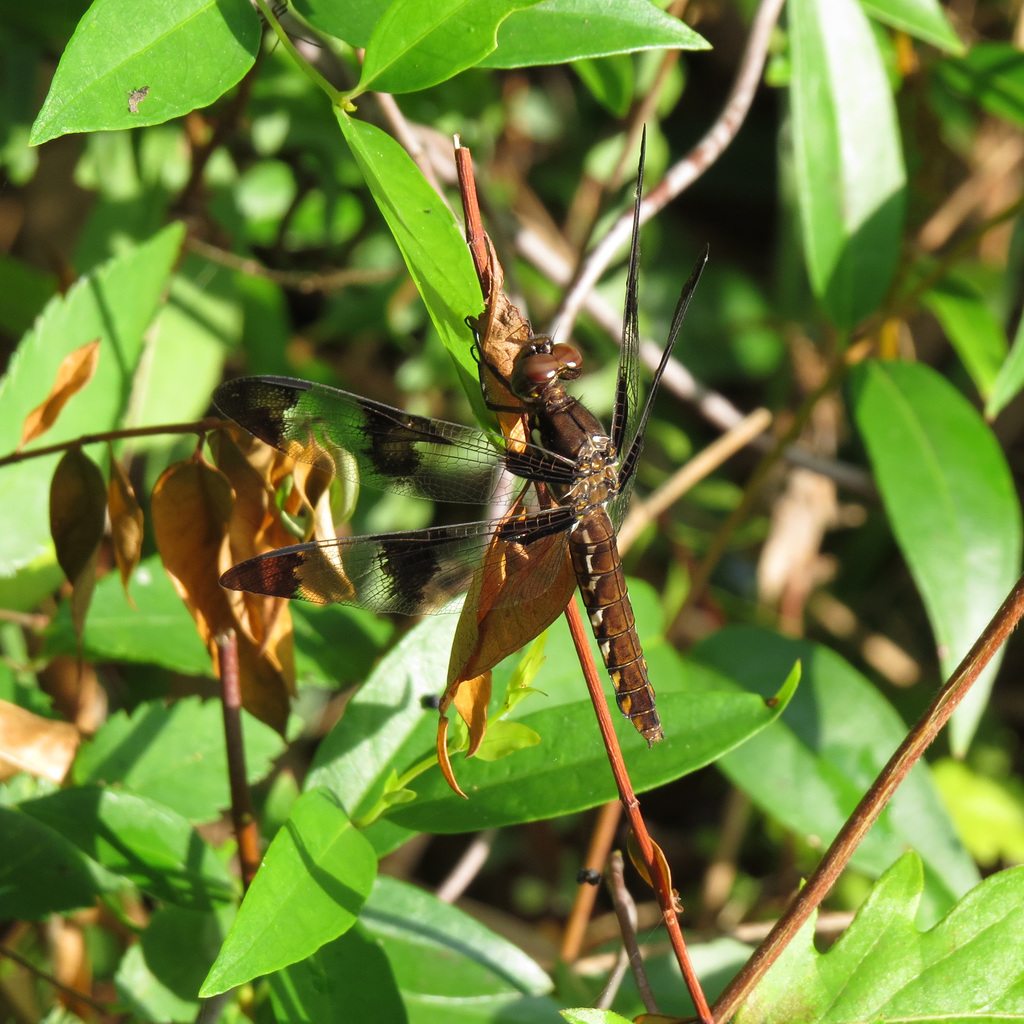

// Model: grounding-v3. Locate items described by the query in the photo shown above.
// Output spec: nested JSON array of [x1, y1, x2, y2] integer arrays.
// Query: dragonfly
[[214, 148, 707, 745]]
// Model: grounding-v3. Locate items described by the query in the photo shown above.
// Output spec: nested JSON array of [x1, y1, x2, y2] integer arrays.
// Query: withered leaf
[[20, 339, 100, 449], [0, 698, 80, 783], [107, 450, 144, 603], [50, 448, 106, 642], [151, 457, 237, 649], [627, 830, 682, 912]]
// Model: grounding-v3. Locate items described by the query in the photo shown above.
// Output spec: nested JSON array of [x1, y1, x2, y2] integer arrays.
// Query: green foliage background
[[2, 0, 1024, 1022]]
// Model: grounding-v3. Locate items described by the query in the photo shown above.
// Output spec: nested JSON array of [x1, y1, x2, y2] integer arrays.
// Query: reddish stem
[[217, 630, 261, 890], [564, 597, 712, 1024]]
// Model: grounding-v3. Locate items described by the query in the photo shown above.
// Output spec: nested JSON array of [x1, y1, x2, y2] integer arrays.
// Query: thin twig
[[184, 237, 396, 293], [712, 570, 1024, 1022], [217, 631, 261, 890], [514, 224, 873, 496], [618, 408, 772, 554], [0, 419, 220, 469], [0, 944, 110, 1014], [603, 850, 659, 1013], [435, 828, 498, 903], [561, 800, 623, 962], [564, 597, 712, 1024], [550, 0, 786, 344]]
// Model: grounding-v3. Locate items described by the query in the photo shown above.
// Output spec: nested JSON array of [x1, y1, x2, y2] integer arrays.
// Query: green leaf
[[693, 627, 979, 924], [561, 1010, 633, 1024], [289, 0, 388, 48], [860, 0, 964, 55], [116, 905, 232, 1024], [360, 875, 553, 997], [73, 696, 285, 822], [269, 926, 406, 1024], [352, 0, 540, 97], [0, 806, 121, 918], [201, 788, 378, 995], [43, 554, 211, 676], [0, 223, 184, 576], [935, 42, 1024, 129], [922, 274, 1009, 401], [932, 758, 1024, 867], [789, 0, 906, 328], [18, 787, 237, 909], [30, 0, 261, 144], [311, 583, 795, 834], [850, 360, 1023, 754], [734, 854, 1024, 1023], [572, 55, 634, 118], [987, 300, 1024, 419], [390, 644, 796, 834], [334, 113, 486, 421], [479, 0, 709, 69]]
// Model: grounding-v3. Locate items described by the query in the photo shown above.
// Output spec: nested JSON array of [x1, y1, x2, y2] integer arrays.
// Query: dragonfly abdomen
[[570, 509, 664, 745]]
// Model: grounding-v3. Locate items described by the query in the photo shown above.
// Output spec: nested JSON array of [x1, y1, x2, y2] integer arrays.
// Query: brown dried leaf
[[211, 429, 297, 690], [452, 672, 491, 757], [436, 716, 468, 799], [627, 831, 682, 912], [0, 698, 80, 783], [107, 451, 144, 603], [19, 339, 100, 449], [50, 448, 106, 641], [152, 457, 236, 648]]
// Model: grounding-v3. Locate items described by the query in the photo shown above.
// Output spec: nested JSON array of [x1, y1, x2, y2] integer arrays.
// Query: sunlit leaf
[[850, 360, 1022, 755], [733, 854, 1024, 1024], [18, 339, 99, 448], [19, 786, 237, 909], [0, 223, 183, 576], [73, 696, 285, 823], [352, 0, 539, 97], [861, 0, 964, 54], [693, 627, 979, 924], [200, 788, 377, 995], [988, 308, 1024, 419], [922, 275, 1008, 401], [789, 0, 906, 328], [479, 0, 709, 68], [333, 113, 485, 420], [30, 0, 261, 144]]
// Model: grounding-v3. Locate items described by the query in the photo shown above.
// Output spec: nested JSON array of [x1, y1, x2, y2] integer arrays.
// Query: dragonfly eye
[[552, 342, 583, 379]]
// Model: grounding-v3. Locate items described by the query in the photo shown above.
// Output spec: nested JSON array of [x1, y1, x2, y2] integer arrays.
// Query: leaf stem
[[251, 0, 341, 106], [711, 569, 1024, 1022]]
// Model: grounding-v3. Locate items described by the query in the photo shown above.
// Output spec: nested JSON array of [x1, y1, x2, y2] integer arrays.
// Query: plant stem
[[0, 419, 220, 469], [251, 0, 341, 106], [564, 596, 713, 1024], [712, 569, 1024, 1022]]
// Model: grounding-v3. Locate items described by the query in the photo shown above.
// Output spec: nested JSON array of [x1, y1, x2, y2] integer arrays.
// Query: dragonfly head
[[511, 336, 583, 400]]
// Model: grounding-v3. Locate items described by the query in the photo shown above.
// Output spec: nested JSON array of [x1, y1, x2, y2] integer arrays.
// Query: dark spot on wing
[[378, 537, 440, 609]]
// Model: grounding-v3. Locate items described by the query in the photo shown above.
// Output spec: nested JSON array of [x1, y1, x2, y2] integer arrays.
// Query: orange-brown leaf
[[107, 451, 144, 602], [436, 716, 468, 799], [627, 831, 682, 912], [452, 672, 491, 757], [20, 339, 100, 449], [448, 500, 575, 688], [234, 630, 292, 734], [151, 457, 236, 648], [0, 698, 80, 783]]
